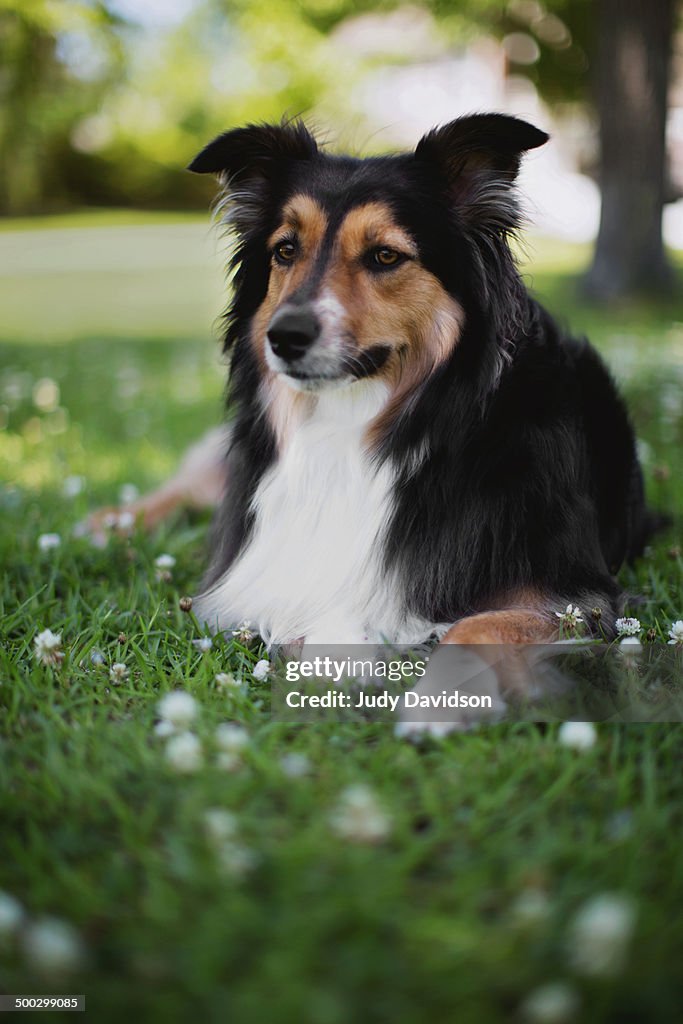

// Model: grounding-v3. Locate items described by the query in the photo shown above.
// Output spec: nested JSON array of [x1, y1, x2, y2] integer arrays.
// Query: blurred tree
[[425, 0, 678, 300], [0, 0, 125, 213], [584, 0, 676, 299]]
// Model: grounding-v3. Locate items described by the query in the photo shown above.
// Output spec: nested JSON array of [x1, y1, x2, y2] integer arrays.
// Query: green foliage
[[0, 0, 602, 216], [0, 0, 127, 213], [0, 0, 369, 214], [501, 0, 594, 104]]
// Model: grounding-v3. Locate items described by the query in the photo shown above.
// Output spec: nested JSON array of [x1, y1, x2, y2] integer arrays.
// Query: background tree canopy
[[0, 0, 605, 213], [0, 0, 680, 299]]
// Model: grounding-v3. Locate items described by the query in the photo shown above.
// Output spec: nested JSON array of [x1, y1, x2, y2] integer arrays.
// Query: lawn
[[1, 213, 683, 1023]]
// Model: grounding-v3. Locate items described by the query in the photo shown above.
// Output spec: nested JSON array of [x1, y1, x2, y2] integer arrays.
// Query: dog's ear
[[189, 121, 318, 236], [188, 120, 318, 179], [415, 113, 548, 229]]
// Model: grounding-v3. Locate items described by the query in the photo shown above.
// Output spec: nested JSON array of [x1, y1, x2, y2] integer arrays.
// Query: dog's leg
[[439, 604, 558, 698], [398, 596, 560, 732], [439, 605, 557, 646], [79, 425, 230, 542]]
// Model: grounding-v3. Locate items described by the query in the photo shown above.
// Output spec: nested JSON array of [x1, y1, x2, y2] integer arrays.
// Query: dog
[[86, 113, 658, 655]]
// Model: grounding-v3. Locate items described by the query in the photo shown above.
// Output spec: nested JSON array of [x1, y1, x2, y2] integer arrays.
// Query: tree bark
[[584, 0, 675, 301]]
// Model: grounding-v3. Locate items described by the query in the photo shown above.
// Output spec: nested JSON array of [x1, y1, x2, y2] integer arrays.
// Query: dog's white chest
[[200, 383, 417, 644]]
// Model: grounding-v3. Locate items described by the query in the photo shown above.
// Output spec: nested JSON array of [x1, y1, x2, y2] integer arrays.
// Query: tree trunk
[[584, 0, 675, 301]]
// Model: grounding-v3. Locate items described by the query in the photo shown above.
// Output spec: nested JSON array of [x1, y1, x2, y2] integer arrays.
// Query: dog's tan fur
[[250, 198, 464, 451]]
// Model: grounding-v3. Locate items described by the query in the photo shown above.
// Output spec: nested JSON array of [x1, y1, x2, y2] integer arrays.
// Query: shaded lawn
[[1, 217, 683, 1022]]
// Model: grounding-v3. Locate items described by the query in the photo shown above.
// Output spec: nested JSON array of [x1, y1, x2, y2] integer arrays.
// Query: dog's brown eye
[[373, 248, 401, 267], [273, 241, 297, 265]]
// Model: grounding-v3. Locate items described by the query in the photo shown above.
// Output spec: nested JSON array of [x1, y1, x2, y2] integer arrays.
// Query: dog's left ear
[[415, 113, 548, 227], [188, 120, 318, 235], [188, 120, 318, 179]]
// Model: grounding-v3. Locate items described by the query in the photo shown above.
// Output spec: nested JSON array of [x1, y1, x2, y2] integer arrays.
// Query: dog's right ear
[[188, 120, 318, 180]]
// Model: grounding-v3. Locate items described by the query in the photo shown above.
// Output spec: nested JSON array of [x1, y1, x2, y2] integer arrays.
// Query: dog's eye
[[372, 247, 402, 268], [273, 241, 297, 265]]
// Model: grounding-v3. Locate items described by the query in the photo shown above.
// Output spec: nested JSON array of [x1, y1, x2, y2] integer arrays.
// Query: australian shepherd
[[88, 114, 657, 654]]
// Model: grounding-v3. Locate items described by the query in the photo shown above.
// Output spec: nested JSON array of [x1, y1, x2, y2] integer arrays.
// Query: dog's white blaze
[[196, 380, 437, 645], [314, 289, 346, 333]]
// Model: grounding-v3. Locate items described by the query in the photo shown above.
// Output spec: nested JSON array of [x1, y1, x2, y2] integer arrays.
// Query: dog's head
[[189, 115, 547, 395]]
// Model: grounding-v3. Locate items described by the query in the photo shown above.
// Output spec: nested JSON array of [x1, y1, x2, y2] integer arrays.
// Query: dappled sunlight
[[0, 426, 187, 495]]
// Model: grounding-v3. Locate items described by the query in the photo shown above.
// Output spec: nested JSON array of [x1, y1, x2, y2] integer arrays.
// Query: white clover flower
[[109, 662, 129, 684], [280, 752, 311, 778], [165, 732, 203, 773], [511, 887, 551, 927], [217, 841, 257, 878], [22, 918, 86, 976], [117, 511, 135, 531], [154, 720, 175, 739], [215, 723, 249, 753], [252, 659, 271, 681], [555, 604, 584, 632], [89, 650, 105, 667], [34, 629, 63, 667], [330, 784, 391, 844], [154, 553, 176, 570], [558, 721, 597, 751], [157, 690, 198, 729], [394, 720, 457, 741], [201, 808, 256, 877], [202, 808, 238, 845], [103, 512, 120, 530], [192, 637, 213, 653], [567, 893, 636, 977], [215, 672, 241, 691], [615, 617, 641, 637], [668, 620, 683, 646], [216, 752, 243, 772], [62, 475, 85, 498], [0, 891, 25, 936], [37, 533, 61, 552], [119, 483, 139, 505], [520, 982, 579, 1023], [231, 620, 255, 643]]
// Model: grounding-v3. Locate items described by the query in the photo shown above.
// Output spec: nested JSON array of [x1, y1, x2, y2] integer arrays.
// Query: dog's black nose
[[267, 307, 320, 362]]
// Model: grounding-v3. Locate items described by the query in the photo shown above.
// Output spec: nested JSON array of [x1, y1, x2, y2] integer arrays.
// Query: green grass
[[1, 217, 683, 1022], [0, 208, 206, 232]]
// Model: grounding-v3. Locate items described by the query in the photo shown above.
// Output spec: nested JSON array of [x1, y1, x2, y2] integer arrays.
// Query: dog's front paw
[[398, 644, 508, 732]]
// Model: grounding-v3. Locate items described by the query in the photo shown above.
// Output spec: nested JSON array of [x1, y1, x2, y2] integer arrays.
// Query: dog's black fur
[[190, 115, 656, 636]]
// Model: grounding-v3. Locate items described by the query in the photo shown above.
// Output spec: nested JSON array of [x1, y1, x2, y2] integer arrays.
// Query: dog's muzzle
[[267, 306, 320, 364]]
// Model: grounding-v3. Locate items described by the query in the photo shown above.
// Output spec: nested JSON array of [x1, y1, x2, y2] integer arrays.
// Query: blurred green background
[[2, 0, 683, 293], [3, 0, 596, 215]]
